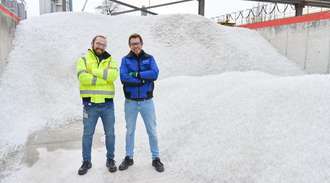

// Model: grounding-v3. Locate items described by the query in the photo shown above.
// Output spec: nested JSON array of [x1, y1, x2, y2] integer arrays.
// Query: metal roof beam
[[111, 0, 195, 15]]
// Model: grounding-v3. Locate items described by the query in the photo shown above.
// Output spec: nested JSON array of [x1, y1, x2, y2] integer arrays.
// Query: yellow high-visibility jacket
[[76, 49, 118, 103]]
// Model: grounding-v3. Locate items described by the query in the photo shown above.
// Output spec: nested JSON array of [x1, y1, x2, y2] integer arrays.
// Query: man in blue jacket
[[119, 33, 164, 173]]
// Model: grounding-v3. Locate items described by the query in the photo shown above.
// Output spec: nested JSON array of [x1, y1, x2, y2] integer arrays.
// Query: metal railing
[[0, 0, 27, 19], [211, 3, 330, 26]]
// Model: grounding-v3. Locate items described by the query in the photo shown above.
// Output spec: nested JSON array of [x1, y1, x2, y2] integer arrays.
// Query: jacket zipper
[[137, 56, 141, 99], [91, 50, 101, 68]]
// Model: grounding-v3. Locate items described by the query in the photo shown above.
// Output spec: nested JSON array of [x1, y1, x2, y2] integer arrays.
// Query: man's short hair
[[92, 35, 107, 45], [128, 33, 143, 45]]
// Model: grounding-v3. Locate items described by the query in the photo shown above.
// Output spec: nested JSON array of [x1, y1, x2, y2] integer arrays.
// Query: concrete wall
[[257, 19, 330, 74], [40, 0, 72, 15], [39, 0, 53, 15], [0, 9, 16, 74]]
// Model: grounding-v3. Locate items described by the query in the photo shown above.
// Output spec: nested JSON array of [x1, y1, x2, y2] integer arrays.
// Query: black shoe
[[78, 161, 92, 175], [152, 158, 164, 172], [118, 156, 134, 171], [106, 159, 117, 173]]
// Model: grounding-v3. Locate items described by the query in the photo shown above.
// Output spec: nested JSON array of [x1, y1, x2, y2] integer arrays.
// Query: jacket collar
[[126, 50, 151, 59], [88, 49, 111, 61]]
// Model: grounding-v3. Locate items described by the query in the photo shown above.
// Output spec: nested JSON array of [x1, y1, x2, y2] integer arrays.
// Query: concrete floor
[[22, 121, 105, 167]]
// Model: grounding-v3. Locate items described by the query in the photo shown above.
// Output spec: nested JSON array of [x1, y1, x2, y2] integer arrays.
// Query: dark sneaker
[[78, 161, 92, 175], [106, 159, 117, 173], [152, 158, 164, 172], [118, 156, 134, 171]]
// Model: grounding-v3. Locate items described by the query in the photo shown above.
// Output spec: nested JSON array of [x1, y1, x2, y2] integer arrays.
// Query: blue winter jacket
[[120, 50, 159, 100]]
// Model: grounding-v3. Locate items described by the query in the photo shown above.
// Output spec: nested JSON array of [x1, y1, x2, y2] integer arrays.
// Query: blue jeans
[[125, 99, 160, 160], [82, 102, 115, 161]]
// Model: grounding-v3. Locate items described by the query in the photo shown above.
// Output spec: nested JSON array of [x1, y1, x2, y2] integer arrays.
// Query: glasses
[[130, 42, 142, 46], [95, 42, 107, 48]]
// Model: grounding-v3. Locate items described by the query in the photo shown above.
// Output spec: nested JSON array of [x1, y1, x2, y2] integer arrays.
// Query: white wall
[[257, 19, 330, 74]]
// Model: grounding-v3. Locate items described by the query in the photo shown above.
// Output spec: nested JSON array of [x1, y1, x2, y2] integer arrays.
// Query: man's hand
[[91, 68, 98, 76], [129, 72, 139, 78], [91, 68, 102, 78]]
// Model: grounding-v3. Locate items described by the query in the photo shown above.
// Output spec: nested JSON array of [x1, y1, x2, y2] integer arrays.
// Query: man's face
[[92, 37, 107, 56], [129, 37, 142, 55]]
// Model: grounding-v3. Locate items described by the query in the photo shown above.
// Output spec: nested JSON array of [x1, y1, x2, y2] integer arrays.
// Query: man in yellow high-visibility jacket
[[76, 35, 118, 175]]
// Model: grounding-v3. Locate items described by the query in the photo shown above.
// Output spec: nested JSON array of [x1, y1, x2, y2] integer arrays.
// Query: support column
[[198, 0, 205, 16], [295, 3, 304, 16]]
